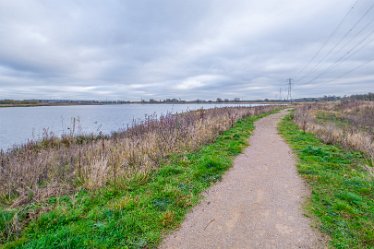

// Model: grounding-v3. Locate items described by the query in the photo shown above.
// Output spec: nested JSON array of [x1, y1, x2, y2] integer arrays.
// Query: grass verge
[[0, 110, 276, 249], [279, 113, 374, 249]]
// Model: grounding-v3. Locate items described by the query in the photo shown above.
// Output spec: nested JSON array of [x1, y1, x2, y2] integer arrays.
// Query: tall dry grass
[[293, 100, 374, 164], [0, 106, 276, 206]]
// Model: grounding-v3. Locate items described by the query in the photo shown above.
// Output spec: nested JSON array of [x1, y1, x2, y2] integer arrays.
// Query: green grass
[[279, 113, 374, 249], [0, 111, 276, 249]]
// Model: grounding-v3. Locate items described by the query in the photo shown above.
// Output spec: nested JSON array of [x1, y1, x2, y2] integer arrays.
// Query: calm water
[[0, 103, 264, 151]]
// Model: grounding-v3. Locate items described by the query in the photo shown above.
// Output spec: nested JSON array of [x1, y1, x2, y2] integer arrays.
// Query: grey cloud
[[0, 0, 373, 100]]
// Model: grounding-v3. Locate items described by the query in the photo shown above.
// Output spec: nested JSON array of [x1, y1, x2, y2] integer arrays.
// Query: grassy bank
[[279, 113, 374, 249], [0, 110, 277, 248]]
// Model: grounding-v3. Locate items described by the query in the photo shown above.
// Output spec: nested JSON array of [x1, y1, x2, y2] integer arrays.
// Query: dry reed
[[0, 106, 277, 206]]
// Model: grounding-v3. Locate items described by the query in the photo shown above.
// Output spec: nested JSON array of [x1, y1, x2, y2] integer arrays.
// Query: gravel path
[[160, 110, 326, 249]]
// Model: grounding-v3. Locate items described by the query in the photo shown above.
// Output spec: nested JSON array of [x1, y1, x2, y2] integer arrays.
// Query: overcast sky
[[0, 0, 373, 100]]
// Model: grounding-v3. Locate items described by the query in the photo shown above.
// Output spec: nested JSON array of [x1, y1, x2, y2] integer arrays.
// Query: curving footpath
[[160, 110, 326, 249]]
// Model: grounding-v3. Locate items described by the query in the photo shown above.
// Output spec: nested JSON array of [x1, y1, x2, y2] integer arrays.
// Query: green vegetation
[[0, 111, 275, 249], [279, 113, 374, 249]]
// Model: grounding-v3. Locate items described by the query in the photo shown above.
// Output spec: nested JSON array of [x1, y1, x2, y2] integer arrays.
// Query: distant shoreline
[[0, 102, 281, 108]]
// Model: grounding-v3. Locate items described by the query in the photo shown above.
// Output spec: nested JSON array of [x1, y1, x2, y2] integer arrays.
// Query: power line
[[297, 1, 374, 83], [294, 0, 361, 80], [301, 28, 374, 85], [324, 11, 374, 64], [318, 57, 374, 85]]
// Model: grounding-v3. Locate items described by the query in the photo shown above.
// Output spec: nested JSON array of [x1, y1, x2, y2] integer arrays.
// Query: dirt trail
[[160, 110, 326, 249]]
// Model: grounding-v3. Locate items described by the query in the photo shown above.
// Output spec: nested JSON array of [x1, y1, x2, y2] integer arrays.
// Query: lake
[[0, 103, 265, 151]]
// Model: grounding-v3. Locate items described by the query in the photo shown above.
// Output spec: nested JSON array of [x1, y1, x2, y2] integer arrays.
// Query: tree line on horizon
[[0, 92, 372, 105]]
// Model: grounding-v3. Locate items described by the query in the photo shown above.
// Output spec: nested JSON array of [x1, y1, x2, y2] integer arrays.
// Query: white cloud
[[175, 74, 225, 90]]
